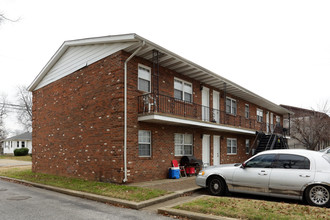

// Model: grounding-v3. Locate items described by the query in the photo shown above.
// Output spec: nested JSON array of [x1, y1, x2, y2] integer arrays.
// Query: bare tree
[[16, 86, 32, 131], [0, 94, 8, 140], [0, 13, 19, 24], [289, 102, 330, 150]]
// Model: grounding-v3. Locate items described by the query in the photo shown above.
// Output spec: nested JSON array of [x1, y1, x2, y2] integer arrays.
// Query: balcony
[[137, 93, 267, 134]]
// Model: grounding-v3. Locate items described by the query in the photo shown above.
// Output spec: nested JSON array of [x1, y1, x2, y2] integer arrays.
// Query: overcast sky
[[1, 0, 329, 134]]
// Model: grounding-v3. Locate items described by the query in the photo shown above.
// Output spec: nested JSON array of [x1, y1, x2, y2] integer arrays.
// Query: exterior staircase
[[252, 132, 289, 155]]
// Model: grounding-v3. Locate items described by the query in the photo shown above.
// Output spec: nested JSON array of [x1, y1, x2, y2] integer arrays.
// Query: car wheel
[[305, 185, 330, 207], [208, 177, 226, 196]]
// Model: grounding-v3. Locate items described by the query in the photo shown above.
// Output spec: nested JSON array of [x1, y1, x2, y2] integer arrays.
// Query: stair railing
[[248, 132, 263, 155]]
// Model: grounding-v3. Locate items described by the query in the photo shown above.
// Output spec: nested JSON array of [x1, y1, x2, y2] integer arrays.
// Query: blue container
[[169, 167, 180, 179]]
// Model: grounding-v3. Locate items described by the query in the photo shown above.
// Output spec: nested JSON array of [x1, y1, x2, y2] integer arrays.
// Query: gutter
[[123, 41, 145, 183]]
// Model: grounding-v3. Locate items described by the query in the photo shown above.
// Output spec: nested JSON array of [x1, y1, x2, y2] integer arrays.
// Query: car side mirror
[[241, 163, 246, 169]]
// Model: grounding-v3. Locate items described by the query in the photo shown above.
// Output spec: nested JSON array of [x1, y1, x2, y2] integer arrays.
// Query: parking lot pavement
[[0, 159, 32, 167]]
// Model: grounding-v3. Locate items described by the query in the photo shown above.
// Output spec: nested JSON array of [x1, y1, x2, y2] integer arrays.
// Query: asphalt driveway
[[0, 159, 32, 167]]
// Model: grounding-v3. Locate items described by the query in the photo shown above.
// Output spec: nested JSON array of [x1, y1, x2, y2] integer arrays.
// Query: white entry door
[[202, 87, 210, 121], [213, 135, 220, 165], [212, 91, 220, 123], [202, 134, 210, 166], [270, 112, 274, 133]]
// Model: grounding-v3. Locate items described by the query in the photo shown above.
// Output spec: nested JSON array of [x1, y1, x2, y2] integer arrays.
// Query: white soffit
[[28, 33, 290, 115]]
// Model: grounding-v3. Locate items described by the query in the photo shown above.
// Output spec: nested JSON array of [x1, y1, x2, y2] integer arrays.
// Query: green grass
[[0, 168, 169, 202], [0, 155, 32, 161], [174, 196, 330, 220]]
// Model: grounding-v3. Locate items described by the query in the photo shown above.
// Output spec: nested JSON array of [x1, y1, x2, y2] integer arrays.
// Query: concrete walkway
[[128, 176, 200, 192], [0, 159, 32, 167]]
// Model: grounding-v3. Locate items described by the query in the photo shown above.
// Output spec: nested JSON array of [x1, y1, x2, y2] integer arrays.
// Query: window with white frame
[[138, 130, 151, 157], [174, 133, 193, 156], [246, 139, 250, 154], [276, 116, 281, 125], [138, 64, 151, 93], [227, 138, 237, 154], [226, 97, 237, 115], [17, 141, 19, 148], [21, 141, 25, 148], [174, 78, 192, 102], [257, 109, 263, 122], [245, 104, 250, 119]]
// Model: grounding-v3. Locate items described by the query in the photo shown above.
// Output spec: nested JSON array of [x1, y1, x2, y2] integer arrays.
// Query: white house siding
[[2, 140, 32, 154], [35, 42, 135, 90]]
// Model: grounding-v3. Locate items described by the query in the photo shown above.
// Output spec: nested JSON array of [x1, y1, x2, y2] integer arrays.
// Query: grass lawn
[[174, 196, 330, 220], [0, 168, 170, 202], [0, 155, 32, 161]]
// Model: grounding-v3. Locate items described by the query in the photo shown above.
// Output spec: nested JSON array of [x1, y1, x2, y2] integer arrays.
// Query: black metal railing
[[138, 93, 269, 131]]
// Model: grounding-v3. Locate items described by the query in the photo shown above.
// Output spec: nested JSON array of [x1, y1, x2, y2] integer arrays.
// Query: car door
[[232, 154, 276, 195], [269, 154, 315, 199]]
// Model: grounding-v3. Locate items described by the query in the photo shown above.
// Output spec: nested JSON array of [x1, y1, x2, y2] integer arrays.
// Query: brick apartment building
[[28, 34, 291, 183]]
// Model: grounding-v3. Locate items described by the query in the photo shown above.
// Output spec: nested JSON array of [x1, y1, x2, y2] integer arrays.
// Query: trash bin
[[168, 167, 180, 179]]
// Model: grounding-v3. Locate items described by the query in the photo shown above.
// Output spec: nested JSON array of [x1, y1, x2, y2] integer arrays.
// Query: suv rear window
[[273, 154, 310, 169]]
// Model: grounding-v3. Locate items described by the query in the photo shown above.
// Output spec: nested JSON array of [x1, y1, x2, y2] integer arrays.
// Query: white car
[[196, 149, 330, 207]]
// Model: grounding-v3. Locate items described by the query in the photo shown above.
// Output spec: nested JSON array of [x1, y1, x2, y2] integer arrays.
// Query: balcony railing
[[138, 93, 267, 131]]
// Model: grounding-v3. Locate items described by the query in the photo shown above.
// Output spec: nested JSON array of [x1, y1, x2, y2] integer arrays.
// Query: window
[[276, 116, 281, 125], [245, 154, 276, 168], [245, 104, 249, 119], [273, 154, 310, 169], [174, 78, 192, 102], [17, 141, 19, 148], [257, 109, 263, 122], [245, 139, 250, 154], [174, 133, 193, 156], [21, 141, 25, 148], [227, 138, 237, 154], [138, 64, 151, 93], [138, 130, 151, 157], [226, 97, 237, 115]]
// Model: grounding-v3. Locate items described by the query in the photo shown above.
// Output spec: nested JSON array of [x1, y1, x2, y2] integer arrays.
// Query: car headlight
[[198, 171, 205, 176]]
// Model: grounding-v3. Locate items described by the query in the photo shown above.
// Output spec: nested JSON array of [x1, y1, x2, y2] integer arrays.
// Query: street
[[0, 179, 173, 220]]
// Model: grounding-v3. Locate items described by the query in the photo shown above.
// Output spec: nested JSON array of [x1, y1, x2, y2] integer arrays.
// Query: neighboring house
[[281, 104, 330, 150], [2, 132, 32, 154], [28, 34, 291, 183]]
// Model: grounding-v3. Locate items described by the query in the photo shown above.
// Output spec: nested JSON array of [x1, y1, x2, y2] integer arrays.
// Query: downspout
[[123, 41, 145, 183]]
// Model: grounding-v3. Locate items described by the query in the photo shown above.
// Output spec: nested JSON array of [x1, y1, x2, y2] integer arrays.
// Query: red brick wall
[[32, 51, 126, 182], [32, 49, 283, 183]]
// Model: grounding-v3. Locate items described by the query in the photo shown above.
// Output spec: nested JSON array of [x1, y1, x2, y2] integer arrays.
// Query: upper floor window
[[138, 64, 151, 93], [174, 133, 193, 156], [245, 104, 250, 119], [174, 78, 192, 102], [227, 138, 237, 155], [138, 130, 151, 157], [226, 97, 237, 115], [257, 109, 263, 122]]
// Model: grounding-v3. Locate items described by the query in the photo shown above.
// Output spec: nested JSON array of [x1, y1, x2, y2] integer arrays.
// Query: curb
[[0, 176, 186, 210], [158, 195, 237, 220]]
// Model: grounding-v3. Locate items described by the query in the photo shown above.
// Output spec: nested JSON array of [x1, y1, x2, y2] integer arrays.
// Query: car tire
[[305, 185, 330, 207], [208, 177, 226, 196]]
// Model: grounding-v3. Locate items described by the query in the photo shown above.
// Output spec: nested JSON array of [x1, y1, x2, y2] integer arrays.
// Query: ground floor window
[[21, 141, 25, 148], [227, 138, 237, 155], [16, 141, 19, 148], [138, 130, 151, 157], [246, 139, 250, 154], [174, 133, 193, 156]]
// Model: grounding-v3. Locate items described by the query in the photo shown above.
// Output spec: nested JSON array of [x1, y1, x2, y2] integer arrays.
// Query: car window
[[245, 154, 276, 168], [323, 154, 330, 164], [273, 154, 310, 169]]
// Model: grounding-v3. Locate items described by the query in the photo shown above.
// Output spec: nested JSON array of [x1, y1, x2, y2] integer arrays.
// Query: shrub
[[14, 148, 29, 156]]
